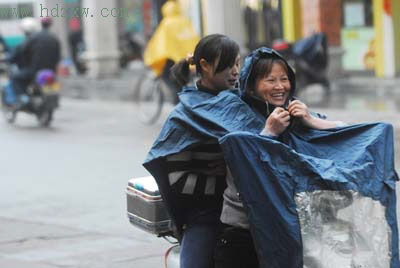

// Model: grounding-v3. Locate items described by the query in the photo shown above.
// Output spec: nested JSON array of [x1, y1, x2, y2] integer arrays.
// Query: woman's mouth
[[270, 93, 285, 100], [228, 79, 237, 86]]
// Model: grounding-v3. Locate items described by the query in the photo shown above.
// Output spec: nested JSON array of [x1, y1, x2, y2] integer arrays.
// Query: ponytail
[[170, 58, 191, 88]]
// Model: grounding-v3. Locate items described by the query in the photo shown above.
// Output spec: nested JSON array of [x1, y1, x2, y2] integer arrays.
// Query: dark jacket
[[8, 41, 30, 69], [143, 87, 264, 236], [25, 29, 61, 73]]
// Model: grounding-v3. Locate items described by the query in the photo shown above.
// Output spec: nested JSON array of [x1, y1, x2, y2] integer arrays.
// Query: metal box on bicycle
[[126, 176, 172, 235]]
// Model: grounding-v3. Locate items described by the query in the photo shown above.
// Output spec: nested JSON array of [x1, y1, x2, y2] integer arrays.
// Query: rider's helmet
[[20, 17, 39, 36], [40, 17, 53, 29]]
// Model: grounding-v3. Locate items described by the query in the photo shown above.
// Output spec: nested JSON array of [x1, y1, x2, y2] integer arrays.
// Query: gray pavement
[[0, 99, 171, 268], [2, 62, 399, 267]]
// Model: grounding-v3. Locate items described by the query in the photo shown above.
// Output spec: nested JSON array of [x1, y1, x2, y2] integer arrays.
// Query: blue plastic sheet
[[219, 124, 399, 267]]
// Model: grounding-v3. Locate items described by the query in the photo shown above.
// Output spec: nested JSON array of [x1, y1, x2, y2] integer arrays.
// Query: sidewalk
[[333, 75, 400, 95], [0, 217, 167, 268], [59, 69, 140, 102], [59, 63, 400, 102]]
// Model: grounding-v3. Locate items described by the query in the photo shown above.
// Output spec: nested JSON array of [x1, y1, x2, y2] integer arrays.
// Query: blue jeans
[[180, 208, 221, 268], [214, 225, 258, 268], [11, 68, 33, 95]]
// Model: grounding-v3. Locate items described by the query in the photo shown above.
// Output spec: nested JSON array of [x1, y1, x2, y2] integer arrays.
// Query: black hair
[[245, 57, 289, 95], [170, 34, 239, 88]]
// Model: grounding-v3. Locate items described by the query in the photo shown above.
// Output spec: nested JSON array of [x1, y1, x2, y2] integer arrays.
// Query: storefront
[[341, 0, 374, 72], [277, 0, 399, 77], [340, 0, 400, 77]]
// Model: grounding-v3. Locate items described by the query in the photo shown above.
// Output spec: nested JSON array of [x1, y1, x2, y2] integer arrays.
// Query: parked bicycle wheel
[[134, 70, 164, 125]]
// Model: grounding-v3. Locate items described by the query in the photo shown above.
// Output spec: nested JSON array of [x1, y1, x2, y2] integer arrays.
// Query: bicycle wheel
[[1, 89, 16, 124], [134, 71, 164, 125]]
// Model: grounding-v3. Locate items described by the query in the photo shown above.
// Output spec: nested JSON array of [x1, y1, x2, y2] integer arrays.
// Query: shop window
[[341, 0, 375, 71], [241, 0, 283, 50], [342, 0, 373, 27]]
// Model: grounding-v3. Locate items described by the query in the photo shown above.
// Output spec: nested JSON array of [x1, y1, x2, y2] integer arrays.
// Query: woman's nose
[[275, 81, 284, 88], [232, 64, 240, 75]]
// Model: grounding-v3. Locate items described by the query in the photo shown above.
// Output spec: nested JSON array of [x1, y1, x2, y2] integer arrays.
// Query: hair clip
[[186, 54, 194, 65]]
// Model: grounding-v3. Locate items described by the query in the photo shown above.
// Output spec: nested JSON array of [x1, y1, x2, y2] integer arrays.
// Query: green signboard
[[341, 27, 375, 71]]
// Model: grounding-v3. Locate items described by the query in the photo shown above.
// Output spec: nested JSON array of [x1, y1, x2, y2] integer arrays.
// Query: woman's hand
[[288, 100, 313, 127], [288, 100, 342, 129], [263, 107, 290, 136]]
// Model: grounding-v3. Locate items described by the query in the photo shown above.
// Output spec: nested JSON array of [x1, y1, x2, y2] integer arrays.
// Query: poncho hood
[[161, 0, 181, 17]]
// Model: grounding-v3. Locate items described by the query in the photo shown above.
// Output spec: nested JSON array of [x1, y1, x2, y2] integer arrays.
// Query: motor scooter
[[0, 66, 60, 127], [272, 33, 330, 104]]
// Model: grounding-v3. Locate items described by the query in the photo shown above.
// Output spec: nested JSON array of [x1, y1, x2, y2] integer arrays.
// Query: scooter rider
[[8, 17, 60, 105], [28, 17, 61, 76], [7, 17, 38, 103]]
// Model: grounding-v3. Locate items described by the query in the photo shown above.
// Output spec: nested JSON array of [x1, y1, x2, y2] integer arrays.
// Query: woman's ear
[[199, 58, 211, 75]]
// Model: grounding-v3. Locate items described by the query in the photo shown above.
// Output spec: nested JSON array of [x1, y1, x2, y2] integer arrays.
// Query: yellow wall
[[393, 0, 400, 75], [373, 0, 385, 77], [282, 0, 302, 42], [373, 0, 400, 77]]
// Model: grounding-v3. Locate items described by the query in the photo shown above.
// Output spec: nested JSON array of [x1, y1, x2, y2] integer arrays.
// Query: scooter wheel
[[2, 108, 16, 123], [1, 89, 17, 123], [37, 109, 53, 127]]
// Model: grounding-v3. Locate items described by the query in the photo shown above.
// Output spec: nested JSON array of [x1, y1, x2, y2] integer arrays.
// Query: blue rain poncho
[[144, 87, 264, 233], [143, 48, 399, 267]]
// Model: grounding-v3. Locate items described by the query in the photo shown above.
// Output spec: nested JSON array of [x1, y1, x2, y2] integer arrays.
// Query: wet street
[[0, 99, 171, 268], [0, 83, 399, 267]]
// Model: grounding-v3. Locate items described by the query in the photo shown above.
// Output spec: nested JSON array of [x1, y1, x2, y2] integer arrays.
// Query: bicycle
[[133, 59, 195, 125]]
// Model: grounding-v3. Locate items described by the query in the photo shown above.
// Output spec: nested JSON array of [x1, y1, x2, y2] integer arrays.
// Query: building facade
[[1, 0, 397, 78], [259, 0, 400, 78], [180, 0, 400, 78]]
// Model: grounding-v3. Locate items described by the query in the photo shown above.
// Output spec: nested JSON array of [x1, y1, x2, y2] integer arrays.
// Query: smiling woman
[[252, 58, 291, 107], [241, 47, 342, 133], [213, 47, 346, 268]]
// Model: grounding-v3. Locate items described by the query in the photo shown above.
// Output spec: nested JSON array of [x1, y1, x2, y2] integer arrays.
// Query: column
[[201, 0, 246, 53], [394, 0, 400, 76], [179, 0, 203, 36], [373, 0, 400, 77], [81, 0, 120, 78]]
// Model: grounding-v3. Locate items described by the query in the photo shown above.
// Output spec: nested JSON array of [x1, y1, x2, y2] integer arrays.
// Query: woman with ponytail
[[144, 34, 250, 268]]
